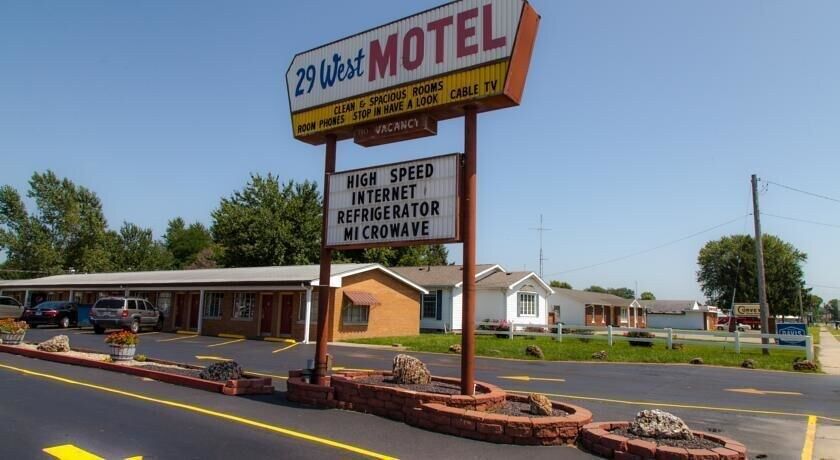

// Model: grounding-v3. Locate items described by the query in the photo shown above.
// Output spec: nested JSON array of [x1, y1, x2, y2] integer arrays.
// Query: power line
[[809, 284, 840, 291], [766, 180, 840, 204], [544, 214, 749, 277], [761, 212, 840, 229]]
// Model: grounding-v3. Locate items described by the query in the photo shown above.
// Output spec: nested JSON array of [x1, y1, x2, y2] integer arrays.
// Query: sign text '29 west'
[[326, 154, 461, 248], [287, 0, 539, 144]]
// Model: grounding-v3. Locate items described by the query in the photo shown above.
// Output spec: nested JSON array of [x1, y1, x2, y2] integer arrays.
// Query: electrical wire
[[543, 214, 749, 276], [765, 180, 840, 204], [761, 212, 840, 229], [809, 284, 840, 290]]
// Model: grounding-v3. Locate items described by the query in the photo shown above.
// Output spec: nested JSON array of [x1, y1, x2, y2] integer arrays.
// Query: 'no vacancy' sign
[[326, 154, 461, 249]]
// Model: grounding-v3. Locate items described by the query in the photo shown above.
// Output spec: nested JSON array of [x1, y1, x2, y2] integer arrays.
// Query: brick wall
[[330, 270, 420, 341]]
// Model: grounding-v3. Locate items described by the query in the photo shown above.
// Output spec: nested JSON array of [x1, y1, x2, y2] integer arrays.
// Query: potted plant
[[0, 318, 29, 345], [105, 330, 138, 361]]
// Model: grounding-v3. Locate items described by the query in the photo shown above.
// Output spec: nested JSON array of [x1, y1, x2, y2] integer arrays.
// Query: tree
[[828, 299, 840, 321], [211, 175, 321, 267], [335, 244, 449, 267], [0, 171, 113, 278], [607, 287, 635, 299], [110, 222, 173, 271], [697, 234, 806, 315], [640, 291, 656, 300], [164, 218, 214, 268], [550, 280, 572, 289], [585, 285, 607, 294]]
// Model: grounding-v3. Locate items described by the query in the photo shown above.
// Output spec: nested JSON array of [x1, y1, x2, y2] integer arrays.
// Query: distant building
[[547, 289, 645, 327], [640, 299, 718, 330]]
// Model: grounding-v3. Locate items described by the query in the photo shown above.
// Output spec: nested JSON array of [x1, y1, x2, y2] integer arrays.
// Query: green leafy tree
[[211, 174, 321, 267], [640, 291, 656, 300], [697, 234, 806, 315], [336, 244, 449, 267], [607, 287, 636, 299], [828, 299, 840, 321], [550, 280, 572, 289], [164, 218, 214, 268], [110, 222, 173, 271], [585, 285, 607, 294]]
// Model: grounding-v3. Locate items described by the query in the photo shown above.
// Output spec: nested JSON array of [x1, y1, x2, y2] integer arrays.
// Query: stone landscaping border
[[0, 343, 273, 396], [580, 421, 746, 460]]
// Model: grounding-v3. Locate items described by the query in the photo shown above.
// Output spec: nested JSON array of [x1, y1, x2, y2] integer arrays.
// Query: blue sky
[[2, 0, 839, 302]]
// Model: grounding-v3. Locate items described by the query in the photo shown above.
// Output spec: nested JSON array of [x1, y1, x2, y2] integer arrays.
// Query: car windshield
[[36, 301, 65, 310], [95, 299, 124, 309]]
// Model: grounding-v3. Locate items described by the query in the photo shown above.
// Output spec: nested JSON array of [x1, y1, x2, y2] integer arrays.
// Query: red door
[[260, 296, 274, 335], [279, 295, 293, 334], [174, 294, 186, 329], [189, 294, 199, 330]]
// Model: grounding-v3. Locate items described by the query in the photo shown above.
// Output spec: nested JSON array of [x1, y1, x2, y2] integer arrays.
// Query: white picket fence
[[474, 322, 814, 361]]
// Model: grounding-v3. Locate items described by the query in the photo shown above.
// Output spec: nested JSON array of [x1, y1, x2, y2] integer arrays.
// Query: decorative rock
[[591, 350, 608, 360], [528, 393, 553, 416], [448, 344, 462, 353], [793, 359, 817, 372], [37, 335, 70, 352], [391, 343, 402, 347], [200, 361, 243, 381], [629, 409, 694, 440], [689, 357, 704, 365], [741, 359, 756, 369], [392, 354, 431, 384], [525, 345, 544, 359]]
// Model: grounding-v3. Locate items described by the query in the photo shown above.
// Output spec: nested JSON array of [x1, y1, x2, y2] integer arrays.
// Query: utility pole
[[530, 214, 551, 278], [751, 174, 770, 354]]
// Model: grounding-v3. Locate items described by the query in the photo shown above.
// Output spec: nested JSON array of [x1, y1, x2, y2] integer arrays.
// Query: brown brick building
[[0, 264, 426, 342]]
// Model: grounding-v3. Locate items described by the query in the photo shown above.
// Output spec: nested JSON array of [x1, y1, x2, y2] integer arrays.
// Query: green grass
[[346, 334, 814, 372], [830, 328, 840, 339], [809, 326, 821, 345]]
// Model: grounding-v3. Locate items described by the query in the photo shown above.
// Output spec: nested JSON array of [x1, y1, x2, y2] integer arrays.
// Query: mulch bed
[[135, 363, 203, 379], [354, 374, 479, 395], [488, 399, 568, 417], [611, 428, 723, 449]]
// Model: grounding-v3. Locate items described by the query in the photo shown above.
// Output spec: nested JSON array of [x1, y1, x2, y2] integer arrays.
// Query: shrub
[[134, 354, 147, 362], [105, 331, 138, 346], [0, 318, 29, 335], [524, 326, 548, 334], [625, 331, 655, 347]]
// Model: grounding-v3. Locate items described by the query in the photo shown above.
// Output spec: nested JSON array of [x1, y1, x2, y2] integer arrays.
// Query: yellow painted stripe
[[272, 342, 300, 354], [264, 337, 296, 343], [43, 444, 105, 460], [136, 332, 159, 336], [248, 370, 289, 380], [176, 330, 197, 335], [157, 334, 198, 343], [207, 339, 245, 348], [124, 457, 143, 460], [0, 363, 397, 460], [801, 415, 817, 460], [217, 333, 246, 339]]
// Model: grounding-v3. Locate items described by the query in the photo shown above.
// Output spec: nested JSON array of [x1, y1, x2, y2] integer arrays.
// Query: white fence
[[474, 322, 814, 361]]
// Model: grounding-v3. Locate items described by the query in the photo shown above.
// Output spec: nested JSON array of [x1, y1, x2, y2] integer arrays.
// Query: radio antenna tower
[[530, 214, 551, 278]]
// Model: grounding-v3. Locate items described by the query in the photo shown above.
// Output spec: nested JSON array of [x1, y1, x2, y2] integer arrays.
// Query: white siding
[[506, 277, 551, 325], [419, 288, 453, 331], [476, 289, 505, 323], [547, 291, 587, 326], [647, 312, 705, 330], [451, 286, 463, 330]]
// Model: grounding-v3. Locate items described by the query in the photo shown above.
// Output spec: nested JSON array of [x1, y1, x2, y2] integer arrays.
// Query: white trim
[[308, 263, 428, 294], [454, 264, 505, 287], [303, 286, 313, 344], [503, 272, 554, 294]]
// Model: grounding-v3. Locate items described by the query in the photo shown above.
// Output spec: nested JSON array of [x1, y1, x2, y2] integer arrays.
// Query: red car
[[716, 316, 760, 331]]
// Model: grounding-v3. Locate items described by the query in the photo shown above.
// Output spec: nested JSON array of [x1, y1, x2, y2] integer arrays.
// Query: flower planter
[[109, 344, 136, 361], [0, 332, 25, 345]]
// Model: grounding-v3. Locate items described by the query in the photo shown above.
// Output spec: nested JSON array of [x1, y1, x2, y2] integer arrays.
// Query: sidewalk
[[818, 327, 840, 375]]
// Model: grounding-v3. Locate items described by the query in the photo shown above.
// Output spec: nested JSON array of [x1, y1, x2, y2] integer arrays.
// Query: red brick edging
[[0, 344, 273, 396], [286, 370, 592, 445], [580, 421, 747, 460]]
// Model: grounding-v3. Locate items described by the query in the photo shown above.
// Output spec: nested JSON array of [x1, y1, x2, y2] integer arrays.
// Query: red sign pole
[[460, 105, 477, 396], [314, 134, 337, 385]]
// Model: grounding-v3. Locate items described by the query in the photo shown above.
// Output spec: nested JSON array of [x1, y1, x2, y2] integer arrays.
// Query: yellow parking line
[[272, 342, 300, 354], [802, 415, 816, 460], [157, 334, 197, 343], [137, 332, 159, 336], [207, 339, 245, 348], [43, 444, 104, 460], [218, 333, 246, 339], [248, 371, 289, 380], [0, 363, 397, 460]]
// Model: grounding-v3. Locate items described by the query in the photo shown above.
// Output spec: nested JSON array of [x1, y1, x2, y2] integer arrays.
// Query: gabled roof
[[640, 300, 715, 313], [476, 271, 553, 293], [550, 288, 637, 307], [390, 264, 500, 287], [0, 264, 427, 293]]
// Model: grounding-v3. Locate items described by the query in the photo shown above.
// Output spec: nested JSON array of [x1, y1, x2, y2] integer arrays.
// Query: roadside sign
[[325, 153, 461, 248], [287, 0, 540, 144], [776, 323, 807, 347], [354, 113, 437, 147], [734, 303, 761, 317]]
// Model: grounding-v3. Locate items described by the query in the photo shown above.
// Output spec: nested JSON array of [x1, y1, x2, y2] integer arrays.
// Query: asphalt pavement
[[14, 326, 840, 459]]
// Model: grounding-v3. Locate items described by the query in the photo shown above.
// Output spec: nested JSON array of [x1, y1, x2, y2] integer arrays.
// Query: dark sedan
[[22, 301, 79, 329]]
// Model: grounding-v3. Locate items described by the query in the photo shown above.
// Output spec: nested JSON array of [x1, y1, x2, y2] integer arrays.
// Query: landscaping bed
[[580, 421, 746, 459]]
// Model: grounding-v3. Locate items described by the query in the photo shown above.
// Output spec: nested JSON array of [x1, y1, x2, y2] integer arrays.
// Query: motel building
[[0, 264, 426, 343], [547, 289, 647, 328]]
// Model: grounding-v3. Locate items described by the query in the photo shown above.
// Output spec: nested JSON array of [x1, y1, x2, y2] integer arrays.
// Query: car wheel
[[128, 320, 140, 334], [93, 325, 105, 334], [59, 317, 70, 329]]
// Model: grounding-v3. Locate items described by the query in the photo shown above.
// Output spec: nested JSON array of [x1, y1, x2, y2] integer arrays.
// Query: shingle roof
[[476, 271, 537, 289], [0, 264, 420, 290], [390, 264, 498, 287], [550, 289, 636, 307]]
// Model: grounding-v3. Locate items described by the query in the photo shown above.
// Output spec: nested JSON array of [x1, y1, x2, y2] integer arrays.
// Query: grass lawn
[[809, 326, 821, 345], [346, 334, 814, 372]]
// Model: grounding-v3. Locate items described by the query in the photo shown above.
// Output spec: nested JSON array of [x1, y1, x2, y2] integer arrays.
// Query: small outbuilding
[[640, 300, 718, 330]]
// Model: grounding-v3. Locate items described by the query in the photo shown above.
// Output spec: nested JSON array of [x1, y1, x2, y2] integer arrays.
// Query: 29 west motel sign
[[287, 0, 539, 144]]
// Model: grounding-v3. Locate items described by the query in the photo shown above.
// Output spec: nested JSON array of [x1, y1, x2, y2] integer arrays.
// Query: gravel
[[353, 375, 474, 395], [489, 399, 568, 417], [611, 428, 723, 449]]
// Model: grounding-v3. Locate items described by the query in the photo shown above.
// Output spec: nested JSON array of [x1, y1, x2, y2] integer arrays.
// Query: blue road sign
[[776, 322, 807, 347]]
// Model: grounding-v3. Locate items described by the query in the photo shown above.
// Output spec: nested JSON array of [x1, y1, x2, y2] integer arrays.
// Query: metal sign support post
[[460, 105, 477, 396], [314, 134, 337, 385]]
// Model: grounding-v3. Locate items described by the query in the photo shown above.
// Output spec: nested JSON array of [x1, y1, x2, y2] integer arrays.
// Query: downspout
[[304, 284, 313, 344]]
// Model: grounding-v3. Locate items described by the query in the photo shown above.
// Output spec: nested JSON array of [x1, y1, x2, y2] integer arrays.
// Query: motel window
[[204, 292, 224, 319], [233, 292, 256, 320], [422, 290, 442, 320], [298, 291, 319, 322], [517, 292, 537, 317], [342, 301, 369, 325], [621, 307, 629, 323]]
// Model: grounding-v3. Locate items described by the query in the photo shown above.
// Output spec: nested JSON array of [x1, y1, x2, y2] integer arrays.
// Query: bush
[[0, 318, 28, 335], [105, 331, 138, 346], [625, 331, 655, 347], [478, 319, 511, 338], [134, 354, 147, 362]]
